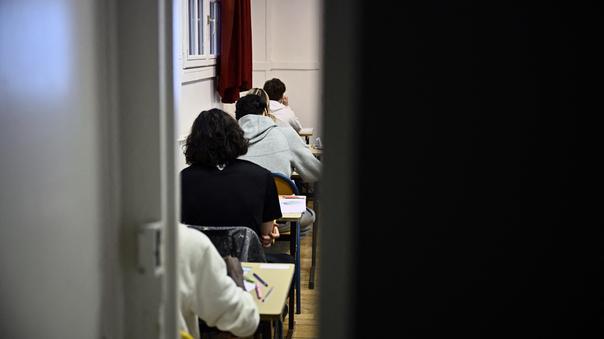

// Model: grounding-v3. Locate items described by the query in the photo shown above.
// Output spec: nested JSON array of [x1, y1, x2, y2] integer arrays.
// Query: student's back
[[177, 224, 259, 338], [263, 78, 303, 132], [180, 108, 282, 247], [237, 115, 291, 176], [236, 94, 321, 183], [181, 159, 279, 235]]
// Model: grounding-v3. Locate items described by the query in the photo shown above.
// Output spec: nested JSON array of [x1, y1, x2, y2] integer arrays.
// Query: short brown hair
[[263, 78, 286, 101]]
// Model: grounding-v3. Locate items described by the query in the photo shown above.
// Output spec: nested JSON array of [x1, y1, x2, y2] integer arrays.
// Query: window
[[184, 0, 220, 69]]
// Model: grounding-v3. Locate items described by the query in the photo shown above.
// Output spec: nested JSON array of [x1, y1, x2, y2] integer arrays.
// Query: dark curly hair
[[184, 108, 249, 166], [263, 78, 286, 101], [235, 94, 268, 120]]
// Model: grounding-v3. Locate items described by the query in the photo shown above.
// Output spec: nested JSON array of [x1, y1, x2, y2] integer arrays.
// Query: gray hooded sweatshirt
[[238, 115, 321, 183]]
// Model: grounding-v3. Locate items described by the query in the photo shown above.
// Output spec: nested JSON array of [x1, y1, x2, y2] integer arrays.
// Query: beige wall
[[251, 0, 323, 141]]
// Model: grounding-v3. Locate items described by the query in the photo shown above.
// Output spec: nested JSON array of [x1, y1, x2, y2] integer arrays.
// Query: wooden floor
[[285, 227, 319, 338]]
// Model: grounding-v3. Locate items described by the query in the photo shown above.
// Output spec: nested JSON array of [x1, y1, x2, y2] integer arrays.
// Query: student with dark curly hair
[[181, 108, 281, 246]]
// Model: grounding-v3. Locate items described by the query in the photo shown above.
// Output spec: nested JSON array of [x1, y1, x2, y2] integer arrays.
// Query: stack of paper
[[278, 195, 306, 214]]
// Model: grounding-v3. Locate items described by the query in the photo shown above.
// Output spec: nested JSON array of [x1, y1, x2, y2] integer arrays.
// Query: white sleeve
[[286, 107, 303, 132], [189, 233, 260, 337]]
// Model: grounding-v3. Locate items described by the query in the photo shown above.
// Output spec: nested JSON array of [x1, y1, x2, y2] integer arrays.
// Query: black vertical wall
[[321, 1, 603, 338]]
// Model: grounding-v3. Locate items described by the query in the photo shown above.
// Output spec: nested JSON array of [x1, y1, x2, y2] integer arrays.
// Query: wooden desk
[[310, 146, 322, 158], [277, 195, 304, 316], [279, 211, 302, 221], [298, 127, 313, 144], [243, 262, 295, 339], [243, 263, 294, 317]]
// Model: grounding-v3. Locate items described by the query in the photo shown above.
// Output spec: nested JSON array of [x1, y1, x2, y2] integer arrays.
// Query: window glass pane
[[210, 1, 220, 55], [188, 0, 195, 55], [197, 0, 204, 55]]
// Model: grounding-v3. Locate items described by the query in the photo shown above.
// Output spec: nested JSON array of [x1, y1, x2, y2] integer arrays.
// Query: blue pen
[[253, 272, 268, 287]]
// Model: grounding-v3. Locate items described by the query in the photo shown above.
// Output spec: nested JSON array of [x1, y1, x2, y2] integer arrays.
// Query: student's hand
[[261, 224, 280, 247], [281, 95, 289, 106], [270, 223, 280, 239], [261, 234, 273, 247]]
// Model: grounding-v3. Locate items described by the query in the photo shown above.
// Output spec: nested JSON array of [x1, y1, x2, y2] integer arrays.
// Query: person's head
[[263, 78, 286, 102], [246, 88, 279, 121], [184, 108, 248, 166], [247, 88, 270, 107], [235, 93, 268, 120]]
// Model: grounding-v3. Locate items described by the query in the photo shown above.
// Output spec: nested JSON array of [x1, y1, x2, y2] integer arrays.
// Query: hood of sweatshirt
[[238, 115, 278, 145]]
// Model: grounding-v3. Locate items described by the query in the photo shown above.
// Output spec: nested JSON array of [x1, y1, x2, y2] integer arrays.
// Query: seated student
[[235, 93, 321, 233], [263, 78, 304, 132], [177, 223, 259, 339], [180, 108, 281, 247]]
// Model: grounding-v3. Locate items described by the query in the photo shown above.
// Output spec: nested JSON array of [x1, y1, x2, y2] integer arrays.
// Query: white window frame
[[183, 0, 220, 69]]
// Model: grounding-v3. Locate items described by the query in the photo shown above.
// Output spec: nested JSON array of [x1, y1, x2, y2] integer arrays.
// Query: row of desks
[[247, 129, 319, 338]]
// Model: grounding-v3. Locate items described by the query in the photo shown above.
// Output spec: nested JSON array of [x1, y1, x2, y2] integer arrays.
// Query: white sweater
[[178, 224, 259, 338], [239, 114, 321, 183], [269, 100, 303, 132]]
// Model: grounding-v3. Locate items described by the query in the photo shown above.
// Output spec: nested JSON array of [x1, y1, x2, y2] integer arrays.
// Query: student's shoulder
[[181, 164, 209, 175], [180, 165, 193, 174], [179, 224, 213, 254], [234, 159, 274, 177], [277, 125, 305, 145], [276, 125, 299, 138]]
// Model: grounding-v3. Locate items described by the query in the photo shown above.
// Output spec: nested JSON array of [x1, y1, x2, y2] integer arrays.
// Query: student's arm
[[187, 230, 259, 337], [287, 106, 303, 132], [281, 127, 321, 183], [260, 172, 283, 247]]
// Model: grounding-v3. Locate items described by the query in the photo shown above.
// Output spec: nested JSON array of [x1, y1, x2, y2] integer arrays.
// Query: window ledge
[[181, 66, 216, 84]]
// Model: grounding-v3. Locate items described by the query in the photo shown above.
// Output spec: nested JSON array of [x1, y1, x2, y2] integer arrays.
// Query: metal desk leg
[[258, 320, 271, 338], [274, 319, 283, 339], [294, 222, 301, 314], [309, 183, 319, 289], [287, 272, 295, 337]]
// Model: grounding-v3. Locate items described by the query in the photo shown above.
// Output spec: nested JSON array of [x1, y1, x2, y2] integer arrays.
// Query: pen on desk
[[253, 272, 268, 287], [255, 284, 263, 299], [261, 286, 274, 303]]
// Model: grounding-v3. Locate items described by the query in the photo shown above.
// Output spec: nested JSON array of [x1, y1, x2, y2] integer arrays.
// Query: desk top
[[242, 262, 295, 319], [298, 127, 313, 136], [279, 212, 303, 221]]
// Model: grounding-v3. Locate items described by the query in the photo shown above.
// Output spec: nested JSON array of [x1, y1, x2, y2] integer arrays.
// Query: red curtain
[[217, 0, 252, 103]]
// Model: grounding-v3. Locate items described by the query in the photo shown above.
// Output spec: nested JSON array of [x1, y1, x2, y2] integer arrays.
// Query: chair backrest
[[188, 225, 267, 263], [272, 172, 299, 195]]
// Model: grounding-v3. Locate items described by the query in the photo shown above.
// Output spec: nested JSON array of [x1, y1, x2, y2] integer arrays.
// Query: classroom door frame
[[112, 0, 178, 337]]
